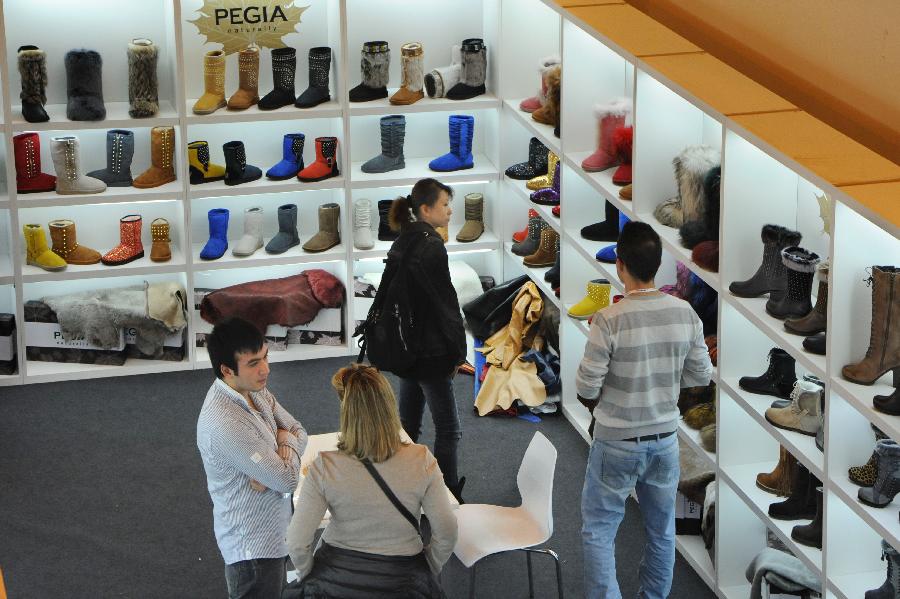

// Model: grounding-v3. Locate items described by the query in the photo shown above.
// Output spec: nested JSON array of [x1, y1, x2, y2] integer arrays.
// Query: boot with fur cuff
[[17, 45, 49, 123], [259, 47, 295, 110], [581, 98, 630, 172], [390, 43, 424, 105], [785, 260, 829, 335], [447, 39, 486, 100], [424, 45, 461, 99], [531, 65, 560, 127], [520, 55, 561, 112], [65, 49, 105, 121], [729, 225, 802, 299], [349, 42, 389, 102], [127, 39, 159, 118], [766, 246, 820, 320]]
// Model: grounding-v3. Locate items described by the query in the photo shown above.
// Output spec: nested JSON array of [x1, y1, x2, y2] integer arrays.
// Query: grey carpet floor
[[0, 356, 715, 598]]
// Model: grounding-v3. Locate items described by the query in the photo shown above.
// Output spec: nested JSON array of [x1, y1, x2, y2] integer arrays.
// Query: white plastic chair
[[452, 431, 562, 598]]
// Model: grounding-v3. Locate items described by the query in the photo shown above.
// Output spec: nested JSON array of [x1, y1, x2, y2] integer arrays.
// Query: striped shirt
[[575, 293, 713, 440], [197, 378, 307, 565]]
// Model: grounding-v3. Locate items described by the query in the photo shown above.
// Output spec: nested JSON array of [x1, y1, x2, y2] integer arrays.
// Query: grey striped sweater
[[575, 293, 713, 440]]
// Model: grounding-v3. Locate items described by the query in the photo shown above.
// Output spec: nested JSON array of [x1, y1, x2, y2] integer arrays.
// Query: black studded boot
[[295, 47, 332, 108], [729, 224, 802, 299], [739, 347, 797, 398], [259, 47, 296, 110], [767, 246, 820, 320]]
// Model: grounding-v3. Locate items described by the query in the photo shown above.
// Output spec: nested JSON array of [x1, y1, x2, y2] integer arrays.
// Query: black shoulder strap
[[361, 458, 421, 537]]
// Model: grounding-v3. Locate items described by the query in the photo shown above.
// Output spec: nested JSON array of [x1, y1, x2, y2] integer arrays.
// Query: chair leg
[[520, 547, 564, 599], [469, 561, 476, 599], [526, 551, 534, 598]]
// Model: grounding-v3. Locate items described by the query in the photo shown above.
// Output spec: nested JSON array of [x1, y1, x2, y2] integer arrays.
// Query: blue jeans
[[581, 434, 680, 599], [397, 376, 461, 488]]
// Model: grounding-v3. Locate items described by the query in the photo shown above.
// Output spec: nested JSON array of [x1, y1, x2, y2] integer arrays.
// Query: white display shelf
[[350, 156, 499, 189], [828, 571, 885, 599], [830, 474, 900, 555], [720, 377, 824, 481], [727, 294, 828, 381], [16, 182, 183, 208], [674, 534, 716, 591], [24, 357, 192, 384], [188, 176, 345, 200], [0, 200, 10, 210], [0, 373, 22, 386], [563, 151, 635, 219], [20, 247, 187, 283], [833, 376, 900, 441], [720, 584, 751, 599], [506, 178, 559, 234], [194, 344, 350, 369], [566, 310, 591, 339], [10, 101, 180, 132], [637, 211, 721, 293], [564, 227, 624, 290], [503, 242, 560, 309], [0, 260, 13, 285], [348, 93, 501, 117], [190, 243, 346, 270], [560, 401, 592, 444], [351, 227, 500, 260], [184, 100, 343, 124], [503, 98, 560, 155], [677, 419, 716, 471], [721, 463, 822, 576]]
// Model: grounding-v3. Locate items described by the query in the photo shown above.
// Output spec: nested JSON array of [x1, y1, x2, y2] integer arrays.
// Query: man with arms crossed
[[577, 222, 713, 598], [197, 317, 308, 598]]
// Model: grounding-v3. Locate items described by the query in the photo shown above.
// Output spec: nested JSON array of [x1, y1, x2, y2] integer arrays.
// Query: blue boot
[[200, 208, 229, 260], [429, 114, 474, 172], [266, 133, 304, 180], [596, 212, 630, 263]]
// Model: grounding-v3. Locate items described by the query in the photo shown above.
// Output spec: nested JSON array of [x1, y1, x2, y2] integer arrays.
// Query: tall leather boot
[[127, 39, 159, 118], [523, 227, 559, 267], [361, 115, 405, 173], [297, 137, 339, 182], [49, 219, 101, 265], [50, 136, 106, 195], [13, 132, 56, 193], [265, 204, 300, 254], [199, 209, 229, 260], [865, 539, 900, 599], [377, 199, 398, 241], [266, 133, 305, 180], [527, 151, 559, 190], [424, 45, 461, 99], [193, 50, 226, 114], [581, 98, 630, 172], [295, 47, 332, 108], [23, 224, 67, 272], [302, 203, 341, 252], [353, 199, 374, 250], [227, 46, 260, 110], [259, 47, 295, 110], [791, 486, 823, 548], [447, 39, 486, 100], [349, 41, 389, 102], [729, 225, 802, 299], [188, 140, 226, 184], [150, 218, 171, 263], [65, 49, 105, 121], [785, 260, 829, 335], [17, 45, 49, 123], [859, 440, 900, 508], [133, 126, 176, 189], [101, 215, 144, 266], [233, 207, 264, 257], [223, 141, 262, 186], [739, 347, 797, 398], [429, 114, 474, 172], [766, 246, 820, 320], [843, 266, 900, 385], [87, 129, 134, 187], [756, 446, 797, 496], [768, 462, 818, 520], [390, 43, 424, 105], [512, 212, 545, 256], [456, 193, 485, 242], [506, 137, 549, 180], [581, 201, 620, 242]]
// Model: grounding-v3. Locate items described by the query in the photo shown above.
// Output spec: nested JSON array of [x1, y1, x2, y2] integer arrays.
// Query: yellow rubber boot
[[24, 223, 67, 271], [192, 50, 227, 115], [527, 151, 559, 190], [188, 141, 226, 184], [568, 279, 611, 320]]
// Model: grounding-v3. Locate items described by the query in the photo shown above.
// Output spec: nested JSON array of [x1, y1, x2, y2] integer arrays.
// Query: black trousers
[[224, 556, 285, 599]]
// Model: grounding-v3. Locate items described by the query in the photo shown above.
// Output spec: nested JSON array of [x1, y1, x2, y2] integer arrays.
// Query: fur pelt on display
[[679, 165, 720, 249], [18, 47, 47, 104], [401, 51, 424, 92], [127, 40, 159, 118], [461, 46, 486, 87], [362, 49, 390, 88], [65, 49, 106, 120], [654, 145, 719, 228], [544, 65, 561, 126]]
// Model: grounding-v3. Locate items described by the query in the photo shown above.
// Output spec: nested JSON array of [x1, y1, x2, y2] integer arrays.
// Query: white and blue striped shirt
[[197, 378, 307, 565]]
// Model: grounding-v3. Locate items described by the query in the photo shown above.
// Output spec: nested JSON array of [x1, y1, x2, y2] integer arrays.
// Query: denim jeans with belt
[[581, 433, 680, 599], [397, 376, 461, 488]]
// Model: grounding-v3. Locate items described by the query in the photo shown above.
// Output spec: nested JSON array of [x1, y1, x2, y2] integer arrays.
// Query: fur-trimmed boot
[[390, 43, 425, 105], [188, 140, 226, 184], [377, 199, 398, 242], [50, 136, 106, 195], [653, 145, 720, 228], [295, 47, 332, 108], [227, 46, 260, 110], [259, 47, 296, 110], [65, 49, 105, 121], [506, 137, 549, 180], [265, 204, 300, 254], [680, 166, 721, 249], [456, 193, 485, 242], [232, 207, 264, 257], [581, 98, 630, 172], [729, 225, 802, 299], [429, 115, 474, 172], [266, 133, 305, 180], [865, 539, 900, 599], [843, 266, 900, 385], [223, 140, 262, 186], [520, 55, 561, 112], [297, 137, 340, 182], [353, 199, 374, 250], [101, 215, 144, 266], [611, 126, 633, 185], [785, 260, 829, 335], [424, 45, 461, 99], [17, 45, 49, 123], [127, 39, 159, 118], [199, 208, 229, 260], [349, 41, 390, 102], [531, 65, 560, 128], [302, 203, 341, 252], [133, 126, 176, 189], [23, 224, 67, 271], [756, 445, 797, 496], [739, 347, 797, 398], [361, 115, 405, 173], [859, 439, 900, 508], [48, 219, 100, 265], [13, 132, 56, 193], [193, 50, 226, 114], [527, 151, 558, 190], [87, 129, 134, 187], [447, 39, 486, 100], [766, 246, 820, 320]]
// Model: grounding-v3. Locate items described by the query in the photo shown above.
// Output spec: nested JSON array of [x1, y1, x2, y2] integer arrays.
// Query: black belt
[[622, 430, 675, 443]]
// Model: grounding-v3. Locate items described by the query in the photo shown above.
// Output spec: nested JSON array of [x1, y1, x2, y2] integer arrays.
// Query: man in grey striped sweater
[[576, 222, 713, 599]]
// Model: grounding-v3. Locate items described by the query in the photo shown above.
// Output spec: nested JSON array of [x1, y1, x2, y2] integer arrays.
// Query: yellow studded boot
[[227, 46, 260, 110], [567, 279, 611, 320], [23, 223, 67, 271], [193, 50, 226, 115], [188, 141, 226, 184], [527, 151, 559, 190]]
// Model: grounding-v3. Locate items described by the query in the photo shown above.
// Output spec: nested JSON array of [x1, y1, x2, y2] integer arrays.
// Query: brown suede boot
[[619, 183, 632, 200], [49, 219, 101, 265], [389, 42, 424, 105], [302, 203, 340, 252], [150, 218, 171, 262], [192, 50, 226, 115], [133, 126, 176, 189], [756, 445, 797, 496], [227, 46, 260, 110], [523, 227, 558, 267], [531, 65, 560, 127], [842, 266, 900, 385]]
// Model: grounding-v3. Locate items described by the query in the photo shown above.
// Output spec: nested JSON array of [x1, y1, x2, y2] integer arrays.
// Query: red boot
[[611, 126, 633, 185], [298, 137, 340, 182], [513, 209, 539, 242], [101, 215, 145, 266], [552, 205, 560, 217], [580, 99, 630, 172], [14, 132, 56, 193]]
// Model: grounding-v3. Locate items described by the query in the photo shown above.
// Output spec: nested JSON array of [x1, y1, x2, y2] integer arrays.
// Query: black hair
[[617, 221, 662, 282], [388, 178, 454, 231], [207, 317, 265, 380]]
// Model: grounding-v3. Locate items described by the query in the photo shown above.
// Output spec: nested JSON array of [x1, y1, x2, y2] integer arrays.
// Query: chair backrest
[[516, 431, 558, 543]]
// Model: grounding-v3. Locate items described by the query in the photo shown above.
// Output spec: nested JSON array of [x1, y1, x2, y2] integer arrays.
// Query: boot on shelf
[[259, 47, 295, 110], [49, 219, 100, 265], [756, 446, 797, 496], [620, 184, 632, 200], [295, 47, 332, 108], [353, 199, 374, 250], [193, 50, 226, 114], [456, 193, 485, 242], [523, 227, 558, 268], [850, 425, 889, 487], [768, 461, 818, 520], [17, 45, 49, 123], [149, 218, 171, 263], [429, 115, 474, 172], [764, 378, 823, 436], [227, 46, 260, 110], [739, 348, 797, 398], [23, 224, 67, 272], [303, 203, 341, 252], [446, 39, 486, 100], [87, 129, 134, 187], [50, 136, 106, 195], [729, 224, 802, 299], [527, 151, 559, 190], [766, 246, 820, 320], [127, 38, 159, 118], [188, 141, 226, 184], [513, 209, 539, 243], [529, 161, 560, 206], [223, 140, 262, 186], [567, 279, 611, 320], [506, 137, 549, 180], [265, 204, 300, 254], [13, 132, 56, 193], [790, 486, 823, 548], [377, 199, 398, 242], [875, 383, 900, 416], [865, 539, 900, 599], [859, 440, 900, 508], [770, 373, 820, 408], [804, 332, 826, 355], [390, 43, 424, 105], [544, 252, 560, 288], [552, 205, 560, 218], [101, 215, 144, 266], [266, 133, 305, 180], [512, 212, 545, 257], [133, 126, 176, 189], [531, 65, 560, 128], [424, 45, 461, 99], [842, 266, 900, 385], [596, 212, 630, 264], [199, 208, 229, 260], [519, 55, 560, 112], [233, 207, 264, 257], [361, 115, 405, 173], [580, 98, 630, 172], [611, 126, 633, 185], [297, 137, 340, 182], [580, 201, 620, 242], [349, 41, 390, 102], [65, 49, 105, 121]]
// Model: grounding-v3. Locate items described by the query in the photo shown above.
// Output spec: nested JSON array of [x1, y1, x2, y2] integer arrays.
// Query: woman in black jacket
[[386, 178, 467, 501]]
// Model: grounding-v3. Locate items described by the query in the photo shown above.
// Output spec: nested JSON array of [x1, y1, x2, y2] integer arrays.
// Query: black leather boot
[[544, 251, 560, 287], [259, 47, 296, 110], [803, 332, 826, 355], [766, 246, 820, 320], [729, 224, 801, 299], [739, 348, 797, 398], [874, 370, 900, 415], [222, 141, 262, 186], [581, 201, 621, 242], [377, 199, 398, 241], [791, 486, 823, 548], [769, 462, 818, 520]]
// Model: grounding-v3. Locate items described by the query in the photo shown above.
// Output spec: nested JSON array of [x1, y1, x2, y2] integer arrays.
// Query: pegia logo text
[[215, 6, 287, 33]]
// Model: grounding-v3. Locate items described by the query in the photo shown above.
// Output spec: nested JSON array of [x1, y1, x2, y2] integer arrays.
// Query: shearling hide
[[361, 48, 390, 88], [461, 46, 486, 87], [65, 49, 106, 121], [401, 52, 424, 92], [128, 40, 159, 118], [18, 47, 47, 104], [679, 165, 721, 249]]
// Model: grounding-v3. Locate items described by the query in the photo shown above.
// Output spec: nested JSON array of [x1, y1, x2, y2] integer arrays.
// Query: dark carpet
[[0, 356, 715, 598]]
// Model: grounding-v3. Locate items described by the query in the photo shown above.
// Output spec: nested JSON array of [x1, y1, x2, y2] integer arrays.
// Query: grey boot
[[65, 49, 106, 121], [353, 199, 374, 250], [295, 46, 332, 108], [232, 207, 264, 257], [302, 203, 341, 252], [446, 38, 486, 100], [764, 379, 822, 436], [50, 136, 106, 195], [425, 45, 461, 98], [512, 212, 545, 256], [456, 193, 485, 242], [866, 539, 900, 599], [349, 41, 389, 102], [361, 115, 405, 173], [87, 129, 134, 187], [859, 440, 900, 508], [127, 39, 159, 118], [265, 204, 300, 254]]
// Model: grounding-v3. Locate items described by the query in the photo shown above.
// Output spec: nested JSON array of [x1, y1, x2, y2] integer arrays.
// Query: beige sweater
[[286, 443, 458, 580]]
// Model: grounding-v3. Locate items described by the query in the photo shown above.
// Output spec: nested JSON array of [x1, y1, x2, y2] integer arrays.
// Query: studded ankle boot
[[842, 266, 900, 385], [527, 151, 559, 190], [859, 439, 900, 508], [568, 279, 611, 320], [259, 47, 296, 110], [17, 45, 49, 123], [295, 47, 332, 108], [133, 126, 176, 189], [512, 212, 545, 256], [127, 39, 159, 118], [349, 41, 389, 102], [13, 132, 55, 193], [766, 246, 820, 320], [865, 539, 900, 599], [223, 140, 262, 186], [193, 50, 226, 115], [49, 219, 100, 265], [785, 260, 828, 335], [390, 42, 425, 105], [266, 133, 305, 180], [523, 227, 559, 268], [101, 215, 144, 266], [188, 140, 226, 184], [756, 445, 797, 496], [739, 347, 797, 398], [50, 136, 106, 195], [729, 225, 802, 299], [87, 129, 134, 187], [361, 115, 405, 174], [227, 46, 260, 110], [297, 137, 339, 182], [506, 137, 549, 180], [377, 199, 398, 242], [456, 193, 485, 242], [150, 218, 171, 262]]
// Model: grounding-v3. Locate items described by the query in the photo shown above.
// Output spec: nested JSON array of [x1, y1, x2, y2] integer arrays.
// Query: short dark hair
[[207, 317, 265, 380], [617, 221, 662, 282]]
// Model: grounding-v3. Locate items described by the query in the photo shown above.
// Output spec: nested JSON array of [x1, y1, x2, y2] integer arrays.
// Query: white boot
[[232, 206, 264, 256], [353, 198, 374, 250], [50, 136, 106, 195]]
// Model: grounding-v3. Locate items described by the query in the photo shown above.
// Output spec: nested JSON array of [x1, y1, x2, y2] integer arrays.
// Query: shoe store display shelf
[[349, 94, 501, 117], [189, 245, 347, 272], [23, 357, 192, 385], [503, 99, 559, 156], [193, 344, 350, 371], [18, 183, 184, 208], [563, 153, 633, 218], [674, 534, 716, 592], [20, 249, 187, 283], [563, 229, 623, 290], [565, 312, 590, 340], [188, 178, 345, 200], [349, 156, 499, 190], [9, 102, 181, 132], [503, 242, 559, 310], [183, 101, 344, 125], [506, 178, 559, 234], [353, 228, 500, 261]]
